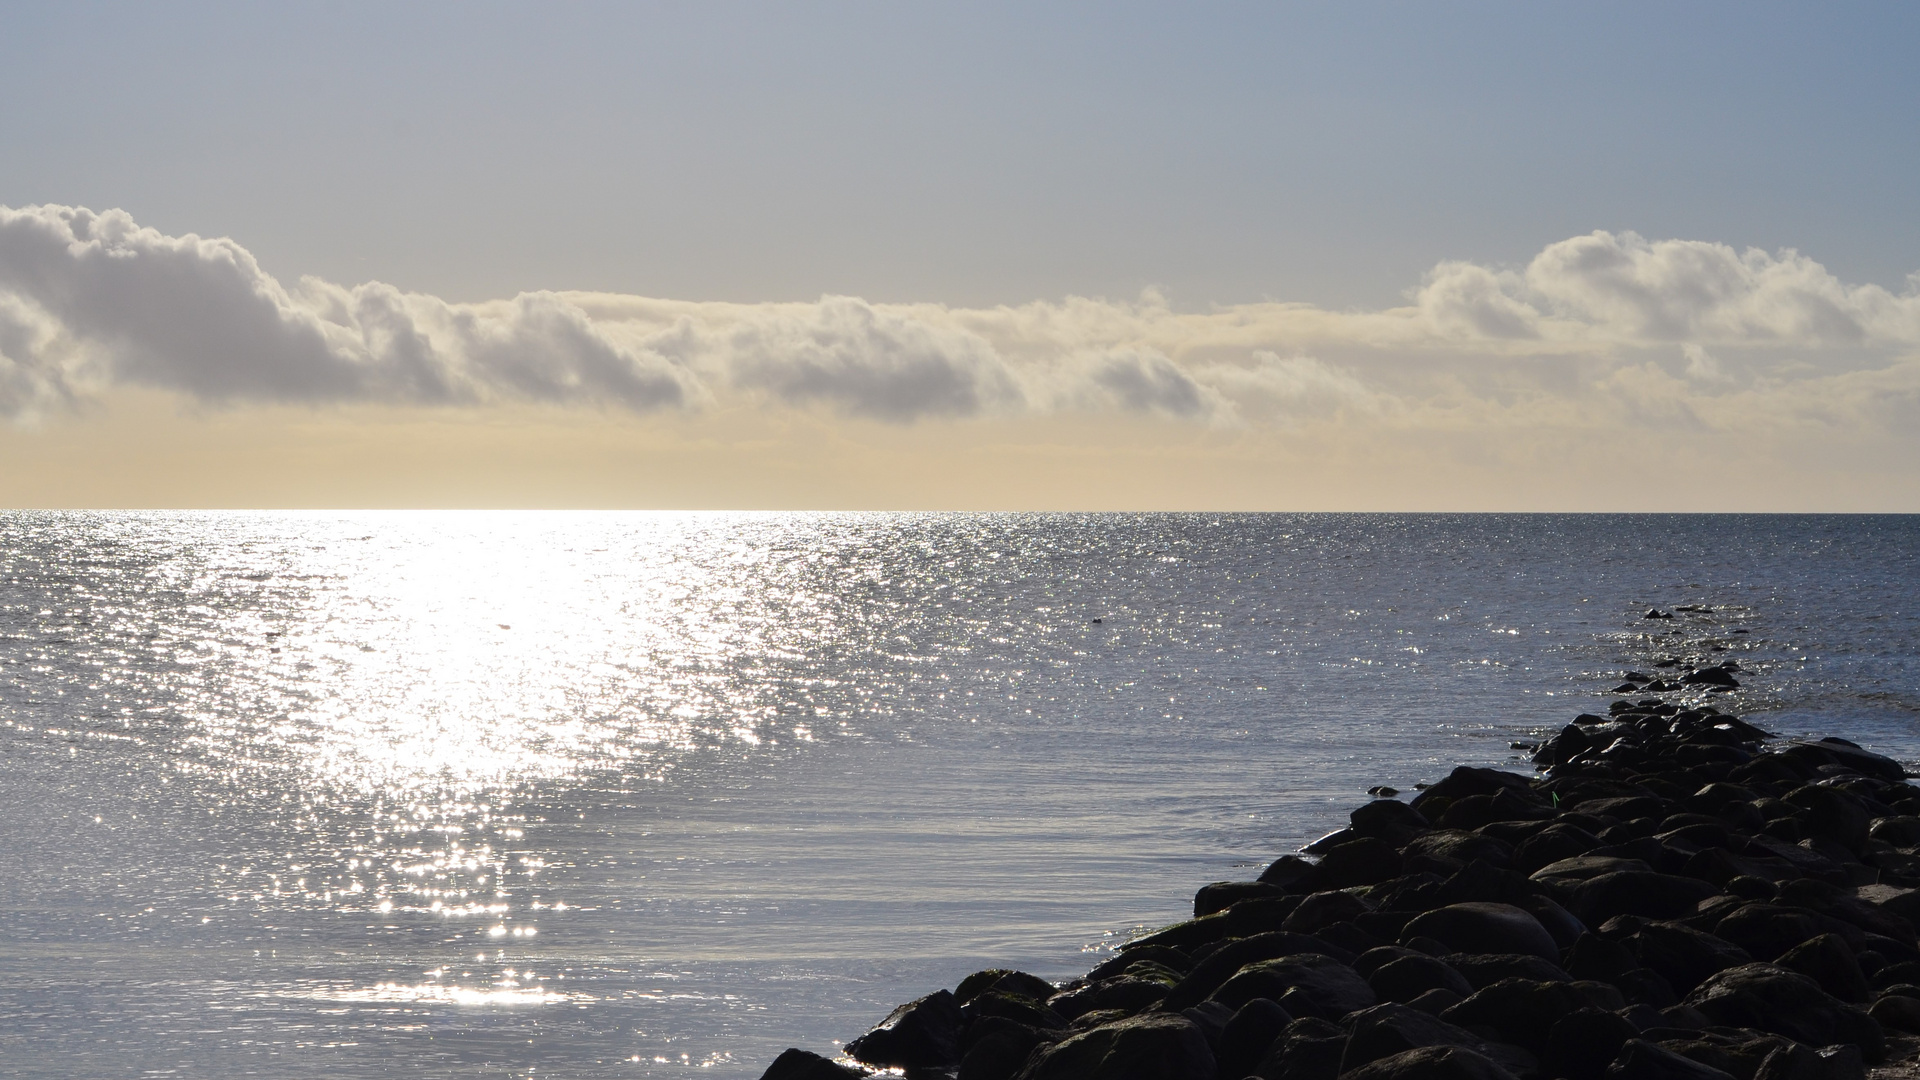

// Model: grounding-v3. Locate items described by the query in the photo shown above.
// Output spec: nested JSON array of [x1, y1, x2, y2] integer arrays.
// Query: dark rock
[[1352, 799, 1430, 842], [759, 1049, 868, 1080], [1252, 1016, 1345, 1080], [1531, 855, 1653, 885], [1260, 856, 1316, 889], [1208, 953, 1376, 1019], [1337, 1045, 1521, 1080], [1403, 832, 1515, 872], [1869, 816, 1920, 847], [1752, 1041, 1866, 1080], [1441, 977, 1595, 1052], [845, 989, 964, 1069], [1783, 786, 1872, 853], [1290, 837, 1404, 893], [963, 991, 1068, 1031], [1339, 1002, 1535, 1077], [1406, 988, 1466, 1016], [1683, 963, 1884, 1061], [1016, 1013, 1214, 1080], [958, 969, 1059, 1003], [1227, 898, 1312, 938], [1045, 978, 1167, 1022], [1566, 931, 1640, 981], [1543, 1007, 1640, 1080], [1777, 739, 1908, 784], [1866, 993, 1920, 1033], [1711, 904, 1825, 961], [1215, 998, 1292, 1080], [1194, 881, 1291, 918], [1179, 1000, 1234, 1046], [1442, 953, 1571, 989], [1088, 947, 1192, 983], [1682, 667, 1741, 690], [959, 1018, 1056, 1080], [1282, 890, 1371, 933], [1777, 933, 1869, 1003], [1568, 871, 1717, 924], [1161, 932, 1355, 1009], [1411, 766, 1536, 810], [1368, 955, 1475, 1003], [1626, 921, 1755, 995], [1401, 903, 1561, 962], [1605, 1039, 1736, 1079], [1121, 914, 1233, 956], [1513, 823, 1604, 874]]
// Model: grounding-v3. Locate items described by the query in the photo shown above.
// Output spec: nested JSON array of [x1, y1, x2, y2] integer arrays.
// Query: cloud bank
[[3, 204, 1919, 441]]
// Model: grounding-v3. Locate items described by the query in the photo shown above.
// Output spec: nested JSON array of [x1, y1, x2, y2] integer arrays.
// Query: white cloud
[[3, 205, 1919, 447]]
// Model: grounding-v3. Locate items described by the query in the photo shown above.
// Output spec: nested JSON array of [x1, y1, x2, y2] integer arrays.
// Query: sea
[[1, 512, 1916, 1079]]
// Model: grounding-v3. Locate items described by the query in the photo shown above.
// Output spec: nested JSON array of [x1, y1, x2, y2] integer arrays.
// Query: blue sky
[[0, 2, 1916, 508]]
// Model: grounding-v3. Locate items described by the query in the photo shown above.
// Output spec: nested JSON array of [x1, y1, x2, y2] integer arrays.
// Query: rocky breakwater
[[760, 711, 1920, 1079]]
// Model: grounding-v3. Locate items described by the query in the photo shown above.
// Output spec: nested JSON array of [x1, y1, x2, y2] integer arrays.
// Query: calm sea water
[[1, 512, 1916, 1078]]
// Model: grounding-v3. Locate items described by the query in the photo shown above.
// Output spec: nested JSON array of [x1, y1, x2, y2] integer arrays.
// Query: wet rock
[[1625, 921, 1755, 995], [1397, 903, 1557, 963], [1752, 1041, 1866, 1080], [959, 1018, 1057, 1080], [1337, 1045, 1521, 1080], [963, 990, 1068, 1032], [1283, 890, 1371, 933], [1161, 931, 1354, 1009], [1441, 977, 1597, 1052], [1682, 667, 1741, 690], [1606, 1039, 1736, 1079], [1016, 1013, 1214, 1080], [759, 1048, 868, 1080], [1290, 837, 1404, 892], [1683, 963, 1884, 1061], [1711, 904, 1825, 962], [1208, 953, 1376, 1019], [1194, 881, 1291, 918], [1045, 978, 1167, 1022], [1406, 987, 1466, 1016], [1368, 954, 1475, 1003], [1567, 871, 1717, 924], [1776, 934, 1868, 1003], [1442, 952, 1571, 989], [1543, 1007, 1640, 1080], [958, 969, 1059, 1003], [1777, 739, 1908, 785], [1252, 1016, 1345, 1080], [1339, 1003, 1536, 1077], [1404, 832, 1515, 872], [1866, 992, 1920, 1033], [1260, 856, 1316, 889], [1214, 998, 1292, 1080], [845, 989, 965, 1069]]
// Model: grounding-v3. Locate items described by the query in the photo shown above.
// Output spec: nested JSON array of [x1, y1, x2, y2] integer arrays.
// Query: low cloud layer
[[3, 205, 1919, 444]]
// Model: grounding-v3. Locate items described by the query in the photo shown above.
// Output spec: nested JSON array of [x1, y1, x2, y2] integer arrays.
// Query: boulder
[[1291, 837, 1404, 892], [1543, 1007, 1640, 1080], [1337, 1045, 1520, 1080], [1160, 931, 1352, 1009], [1567, 871, 1717, 924], [1683, 963, 1884, 1061], [1015, 1013, 1213, 1080], [1214, 998, 1292, 1080], [759, 1049, 867, 1080], [1866, 993, 1920, 1033], [1752, 1041, 1866, 1080], [1207, 953, 1375, 1019], [1605, 1039, 1736, 1079], [958, 969, 1060, 1003], [1776, 934, 1868, 1003], [1402, 903, 1560, 962], [1194, 881, 1290, 918], [844, 989, 964, 1069], [1442, 953, 1571, 989], [1252, 1016, 1346, 1080], [1339, 1002, 1536, 1077], [1625, 921, 1755, 995], [1440, 977, 1595, 1053], [1283, 890, 1371, 933], [1045, 978, 1167, 1022], [1711, 903, 1825, 961], [959, 1019, 1057, 1080], [1368, 955, 1475, 1003]]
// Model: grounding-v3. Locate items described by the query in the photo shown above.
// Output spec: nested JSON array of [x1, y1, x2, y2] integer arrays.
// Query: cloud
[[3, 205, 1919, 445]]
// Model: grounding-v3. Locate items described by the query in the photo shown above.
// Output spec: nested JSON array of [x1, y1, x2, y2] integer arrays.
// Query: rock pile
[[760, 691, 1920, 1079]]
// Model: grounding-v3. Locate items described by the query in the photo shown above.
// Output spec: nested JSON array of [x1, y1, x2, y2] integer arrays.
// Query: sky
[[1, 1, 1917, 509]]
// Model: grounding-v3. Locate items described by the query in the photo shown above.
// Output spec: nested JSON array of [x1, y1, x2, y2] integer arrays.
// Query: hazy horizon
[[3, 3, 1917, 510]]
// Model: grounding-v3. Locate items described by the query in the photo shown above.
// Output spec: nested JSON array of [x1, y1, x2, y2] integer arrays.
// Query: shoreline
[[761, 632, 1920, 1080]]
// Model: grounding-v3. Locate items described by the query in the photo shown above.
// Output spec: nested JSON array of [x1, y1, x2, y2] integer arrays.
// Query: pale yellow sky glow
[[2, 206, 1917, 509]]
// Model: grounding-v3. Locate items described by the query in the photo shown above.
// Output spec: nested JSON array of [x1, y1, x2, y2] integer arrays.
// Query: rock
[[1194, 881, 1290, 918], [959, 1018, 1056, 1080], [1513, 824, 1604, 874], [1337, 1045, 1521, 1080], [759, 1049, 869, 1080], [1401, 903, 1560, 962], [1683, 963, 1884, 1061], [1160, 931, 1354, 1009], [1605, 1039, 1736, 1079], [1531, 855, 1654, 884], [1625, 921, 1755, 995], [1711, 903, 1825, 961], [1283, 890, 1371, 933], [1777, 934, 1869, 1003], [1252, 1016, 1345, 1080], [1015, 1013, 1214, 1080], [1045, 978, 1167, 1022], [963, 990, 1069, 1031], [1352, 798, 1430, 842], [1682, 667, 1741, 689], [1290, 837, 1404, 892], [1440, 977, 1595, 1053], [1866, 993, 1920, 1033], [1777, 739, 1908, 784], [1339, 1002, 1536, 1077], [1442, 953, 1571, 989], [1567, 871, 1717, 924], [1543, 1007, 1640, 1080], [1403, 831, 1515, 871], [1406, 987, 1466, 1016], [844, 989, 964, 1069], [1783, 786, 1872, 852], [1208, 953, 1376, 1019], [1260, 855, 1316, 889], [1179, 1000, 1234, 1045], [957, 969, 1059, 1003], [1411, 766, 1536, 809], [1368, 955, 1475, 1003], [1752, 1041, 1866, 1080], [1214, 998, 1292, 1080]]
